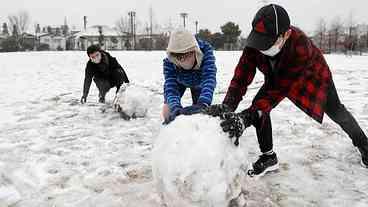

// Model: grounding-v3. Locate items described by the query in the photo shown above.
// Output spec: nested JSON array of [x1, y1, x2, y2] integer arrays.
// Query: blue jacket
[[163, 39, 217, 112]]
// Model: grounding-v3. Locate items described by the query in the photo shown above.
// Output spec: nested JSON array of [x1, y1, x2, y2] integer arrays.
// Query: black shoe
[[358, 146, 368, 168], [98, 96, 105, 103], [247, 152, 279, 178]]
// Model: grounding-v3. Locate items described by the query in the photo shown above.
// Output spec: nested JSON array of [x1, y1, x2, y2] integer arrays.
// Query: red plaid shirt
[[223, 26, 332, 123]]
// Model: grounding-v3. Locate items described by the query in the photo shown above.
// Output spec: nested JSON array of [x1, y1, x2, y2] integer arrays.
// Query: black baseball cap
[[246, 4, 290, 50]]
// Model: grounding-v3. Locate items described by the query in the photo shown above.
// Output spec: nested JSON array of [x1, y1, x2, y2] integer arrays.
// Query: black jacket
[[82, 51, 129, 97]]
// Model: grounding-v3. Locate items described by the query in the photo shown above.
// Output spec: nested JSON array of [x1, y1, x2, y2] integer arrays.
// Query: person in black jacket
[[80, 45, 129, 104]]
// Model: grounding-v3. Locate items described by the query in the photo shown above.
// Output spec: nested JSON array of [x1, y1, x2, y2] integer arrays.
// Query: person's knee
[[254, 111, 270, 127]]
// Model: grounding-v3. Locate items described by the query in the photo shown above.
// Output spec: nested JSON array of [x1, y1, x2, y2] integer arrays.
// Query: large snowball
[[114, 84, 151, 119], [152, 115, 249, 207]]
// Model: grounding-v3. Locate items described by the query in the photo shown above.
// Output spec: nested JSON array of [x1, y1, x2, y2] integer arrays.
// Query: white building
[[74, 25, 131, 50], [39, 33, 66, 50]]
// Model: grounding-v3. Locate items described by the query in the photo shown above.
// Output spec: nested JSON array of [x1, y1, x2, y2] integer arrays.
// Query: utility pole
[[83, 16, 87, 31], [195, 21, 198, 35], [149, 6, 153, 50], [128, 11, 136, 50], [180, 13, 188, 28]]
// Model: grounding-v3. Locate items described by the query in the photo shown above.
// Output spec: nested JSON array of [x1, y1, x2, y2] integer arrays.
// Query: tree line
[[1, 10, 368, 54], [312, 15, 368, 55]]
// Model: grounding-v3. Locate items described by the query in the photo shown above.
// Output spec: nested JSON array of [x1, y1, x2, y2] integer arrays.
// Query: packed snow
[[113, 84, 151, 119], [0, 51, 368, 207], [153, 115, 248, 207]]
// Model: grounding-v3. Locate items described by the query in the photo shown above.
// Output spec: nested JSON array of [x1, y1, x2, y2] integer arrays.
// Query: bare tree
[[315, 18, 327, 51], [149, 6, 154, 35], [8, 11, 30, 35], [115, 16, 130, 50], [330, 16, 344, 52], [149, 5, 154, 50], [345, 11, 358, 54], [115, 16, 130, 35]]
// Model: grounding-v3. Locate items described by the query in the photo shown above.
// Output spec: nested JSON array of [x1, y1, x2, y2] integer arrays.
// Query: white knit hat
[[166, 29, 203, 70]]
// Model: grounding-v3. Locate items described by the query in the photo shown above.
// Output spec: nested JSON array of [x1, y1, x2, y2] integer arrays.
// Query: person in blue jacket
[[162, 29, 217, 124]]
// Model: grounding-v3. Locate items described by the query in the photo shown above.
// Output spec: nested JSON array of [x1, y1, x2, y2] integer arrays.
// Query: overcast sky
[[1, 0, 368, 36]]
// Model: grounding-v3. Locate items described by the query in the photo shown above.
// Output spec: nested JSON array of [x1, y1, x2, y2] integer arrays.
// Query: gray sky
[[1, 0, 368, 36]]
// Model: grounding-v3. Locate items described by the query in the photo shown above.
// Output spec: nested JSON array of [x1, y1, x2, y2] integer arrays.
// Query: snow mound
[[153, 115, 249, 207], [0, 171, 21, 206], [113, 84, 151, 119]]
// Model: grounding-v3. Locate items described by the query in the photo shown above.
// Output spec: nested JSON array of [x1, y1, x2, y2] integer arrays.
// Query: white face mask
[[260, 37, 285, 57], [90, 52, 102, 64], [178, 55, 196, 70]]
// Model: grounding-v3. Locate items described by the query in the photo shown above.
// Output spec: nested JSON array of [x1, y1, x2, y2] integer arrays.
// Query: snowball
[[152, 115, 249, 207], [113, 84, 151, 119]]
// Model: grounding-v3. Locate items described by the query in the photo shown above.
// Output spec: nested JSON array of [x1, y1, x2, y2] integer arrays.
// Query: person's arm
[[248, 30, 314, 114], [111, 57, 130, 83], [163, 58, 182, 112], [222, 48, 257, 111], [82, 64, 93, 98], [197, 41, 217, 106], [120, 68, 129, 83]]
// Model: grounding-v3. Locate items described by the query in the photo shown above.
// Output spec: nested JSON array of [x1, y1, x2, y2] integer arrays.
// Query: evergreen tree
[[47, 26, 52, 34], [55, 27, 62, 36], [98, 26, 104, 47], [196, 29, 212, 43], [12, 25, 19, 37], [2, 23, 9, 36], [211, 32, 225, 50], [221, 22, 241, 50], [35, 24, 41, 34], [62, 25, 69, 36]]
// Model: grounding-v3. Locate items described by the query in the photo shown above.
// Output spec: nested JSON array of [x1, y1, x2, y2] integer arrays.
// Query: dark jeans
[[256, 81, 368, 153], [164, 83, 201, 105], [93, 77, 113, 98]]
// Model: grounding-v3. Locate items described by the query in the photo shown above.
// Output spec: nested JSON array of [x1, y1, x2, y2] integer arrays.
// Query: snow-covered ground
[[0, 51, 368, 207]]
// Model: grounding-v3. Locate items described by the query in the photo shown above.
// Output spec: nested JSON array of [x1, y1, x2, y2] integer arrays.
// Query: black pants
[[256, 81, 368, 153], [93, 77, 113, 98]]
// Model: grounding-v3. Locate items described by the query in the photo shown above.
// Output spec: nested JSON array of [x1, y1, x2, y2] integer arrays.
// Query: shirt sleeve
[[163, 59, 183, 112], [223, 48, 257, 111], [198, 41, 217, 106]]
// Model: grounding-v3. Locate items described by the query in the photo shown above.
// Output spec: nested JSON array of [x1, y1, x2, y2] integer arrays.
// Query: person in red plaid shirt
[[203, 4, 368, 178]]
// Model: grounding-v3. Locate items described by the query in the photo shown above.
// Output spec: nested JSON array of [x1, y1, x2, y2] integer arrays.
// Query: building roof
[[75, 25, 124, 38], [39, 33, 66, 38], [23, 33, 36, 38]]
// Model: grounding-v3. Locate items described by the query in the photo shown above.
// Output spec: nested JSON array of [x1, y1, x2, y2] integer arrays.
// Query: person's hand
[[163, 108, 182, 125], [181, 103, 207, 115], [220, 109, 259, 146], [220, 112, 246, 146], [201, 104, 231, 117], [80, 96, 87, 104]]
